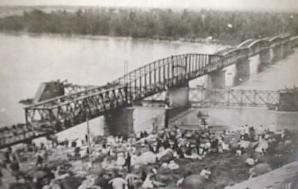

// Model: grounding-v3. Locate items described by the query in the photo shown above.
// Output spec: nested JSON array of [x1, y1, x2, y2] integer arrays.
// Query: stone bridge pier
[[258, 49, 271, 71], [271, 46, 283, 62], [205, 69, 226, 89], [104, 108, 134, 137], [165, 82, 190, 128], [283, 41, 293, 57], [233, 57, 250, 86], [168, 83, 190, 108], [104, 83, 191, 135]]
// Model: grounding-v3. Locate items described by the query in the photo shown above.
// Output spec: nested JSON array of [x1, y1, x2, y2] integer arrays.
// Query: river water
[[1, 32, 298, 141]]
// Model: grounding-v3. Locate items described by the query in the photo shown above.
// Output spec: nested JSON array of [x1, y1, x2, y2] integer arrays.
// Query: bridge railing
[[269, 36, 284, 48], [247, 39, 270, 56], [220, 48, 249, 66]]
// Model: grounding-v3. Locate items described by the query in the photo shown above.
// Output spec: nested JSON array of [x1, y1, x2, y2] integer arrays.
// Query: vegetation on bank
[[0, 8, 298, 44]]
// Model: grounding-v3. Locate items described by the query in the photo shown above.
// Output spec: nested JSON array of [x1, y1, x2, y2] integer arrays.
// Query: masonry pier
[[206, 69, 226, 89], [234, 57, 250, 85], [259, 48, 271, 71], [104, 108, 134, 137]]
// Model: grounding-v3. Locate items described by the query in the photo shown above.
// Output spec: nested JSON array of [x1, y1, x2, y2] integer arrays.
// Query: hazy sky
[[0, 0, 298, 12]]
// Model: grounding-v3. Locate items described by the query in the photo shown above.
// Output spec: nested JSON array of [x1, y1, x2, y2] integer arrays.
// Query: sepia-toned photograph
[[0, 0, 298, 189]]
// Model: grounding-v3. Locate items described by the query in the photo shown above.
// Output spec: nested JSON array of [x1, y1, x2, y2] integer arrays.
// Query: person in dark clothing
[[36, 153, 43, 167], [140, 131, 144, 139], [4, 147, 12, 167], [195, 135, 201, 145], [97, 173, 112, 189], [185, 144, 192, 156], [64, 139, 69, 147], [0, 167, 3, 186], [155, 138, 162, 153], [85, 134, 89, 145], [141, 170, 147, 182], [163, 139, 171, 149], [74, 147, 81, 159], [172, 139, 179, 151], [148, 144, 155, 153], [176, 146, 185, 158], [123, 152, 131, 173], [249, 127, 256, 141], [71, 141, 77, 148], [197, 111, 202, 118], [10, 158, 20, 180], [211, 139, 219, 152]]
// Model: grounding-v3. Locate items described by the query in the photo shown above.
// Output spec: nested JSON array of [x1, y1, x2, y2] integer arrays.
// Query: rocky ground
[[2, 130, 298, 189], [225, 161, 298, 189]]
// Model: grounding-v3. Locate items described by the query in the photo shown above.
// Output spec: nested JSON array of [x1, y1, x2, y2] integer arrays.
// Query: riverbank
[[225, 161, 298, 189]]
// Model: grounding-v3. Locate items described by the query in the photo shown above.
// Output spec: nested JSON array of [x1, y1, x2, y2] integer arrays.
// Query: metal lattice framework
[[25, 86, 129, 131], [189, 88, 279, 108], [0, 34, 297, 149]]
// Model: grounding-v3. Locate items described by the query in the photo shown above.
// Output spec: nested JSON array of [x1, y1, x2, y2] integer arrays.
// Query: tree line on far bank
[[0, 8, 297, 44]]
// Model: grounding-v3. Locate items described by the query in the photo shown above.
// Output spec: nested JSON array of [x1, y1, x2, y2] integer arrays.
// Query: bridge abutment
[[104, 107, 134, 137], [233, 58, 250, 86]]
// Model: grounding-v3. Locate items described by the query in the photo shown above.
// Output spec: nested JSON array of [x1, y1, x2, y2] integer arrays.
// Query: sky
[[0, 0, 298, 12]]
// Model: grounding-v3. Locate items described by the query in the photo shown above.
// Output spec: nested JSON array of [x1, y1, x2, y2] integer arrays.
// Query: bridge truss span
[[25, 86, 129, 132], [114, 53, 223, 100], [190, 88, 279, 108]]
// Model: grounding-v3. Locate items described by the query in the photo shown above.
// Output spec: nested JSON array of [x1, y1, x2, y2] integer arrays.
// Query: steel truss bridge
[[189, 88, 279, 108], [143, 88, 279, 108], [1, 34, 298, 149]]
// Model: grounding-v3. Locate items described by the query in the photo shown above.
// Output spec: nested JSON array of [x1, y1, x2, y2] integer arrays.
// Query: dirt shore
[[225, 161, 298, 189]]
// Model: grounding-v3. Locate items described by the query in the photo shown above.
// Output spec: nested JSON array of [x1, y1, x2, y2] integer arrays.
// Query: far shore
[[0, 30, 235, 46]]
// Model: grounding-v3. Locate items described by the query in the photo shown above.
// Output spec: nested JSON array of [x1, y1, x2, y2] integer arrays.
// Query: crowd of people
[[0, 119, 296, 189]]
